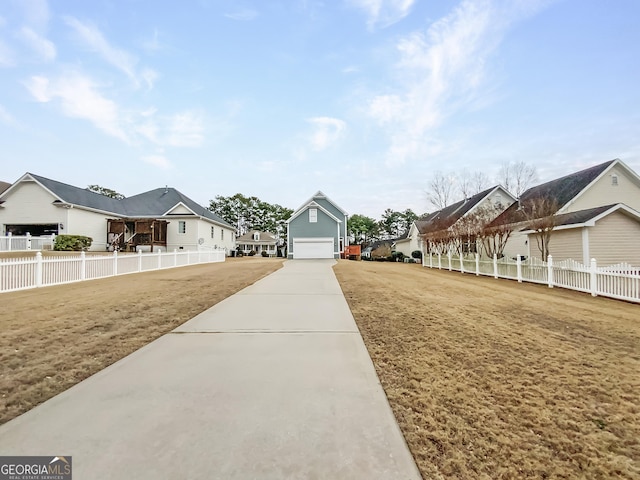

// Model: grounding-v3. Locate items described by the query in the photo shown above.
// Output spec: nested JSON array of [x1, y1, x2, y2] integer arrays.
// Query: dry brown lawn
[[333, 260, 640, 480], [0, 257, 283, 425]]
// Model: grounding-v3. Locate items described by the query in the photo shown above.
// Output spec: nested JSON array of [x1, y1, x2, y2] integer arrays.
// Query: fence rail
[[0, 234, 56, 252], [0, 249, 226, 293], [423, 252, 640, 304]]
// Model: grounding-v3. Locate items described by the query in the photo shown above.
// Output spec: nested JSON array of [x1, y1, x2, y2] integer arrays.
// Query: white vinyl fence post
[[437, 252, 442, 269], [35, 251, 43, 287], [113, 250, 118, 276], [447, 252, 452, 271], [590, 258, 598, 297], [138, 249, 143, 272], [547, 255, 554, 288], [80, 251, 86, 280], [429, 251, 433, 268], [26, 232, 32, 250], [493, 254, 498, 279], [516, 255, 522, 283], [157, 248, 162, 269], [7, 232, 12, 252], [475, 253, 480, 276], [459, 252, 464, 273]]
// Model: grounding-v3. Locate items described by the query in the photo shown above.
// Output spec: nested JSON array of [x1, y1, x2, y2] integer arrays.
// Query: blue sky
[[1, 0, 639, 218]]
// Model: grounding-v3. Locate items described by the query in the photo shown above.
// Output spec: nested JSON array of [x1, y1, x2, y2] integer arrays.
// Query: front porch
[[107, 219, 168, 252]]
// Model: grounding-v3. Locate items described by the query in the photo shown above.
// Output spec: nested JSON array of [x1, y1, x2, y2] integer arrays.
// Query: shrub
[[392, 251, 405, 262], [411, 250, 422, 259], [54, 235, 93, 251], [261, 250, 268, 257], [248, 250, 256, 256]]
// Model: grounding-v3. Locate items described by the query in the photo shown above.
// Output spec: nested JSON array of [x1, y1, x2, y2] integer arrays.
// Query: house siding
[[528, 228, 583, 263], [0, 181, 67, 235], [165, 218, 235, 253], [67, 208, 111, 251], [562, 165, 640, 213], [288, 208, 340, 258], [502, 230, 529, 260], [313, 197, 347, 240], [589, 212, 640, 267]]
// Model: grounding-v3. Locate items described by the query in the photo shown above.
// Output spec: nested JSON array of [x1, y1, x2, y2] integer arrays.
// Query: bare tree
[[472, 171, 491, 194], [497, 161, 537, 198], [522, 196, 558, 261], [426, 171, 454, 209], [481, 223, 513, 259], [458, 171, 491, 199]]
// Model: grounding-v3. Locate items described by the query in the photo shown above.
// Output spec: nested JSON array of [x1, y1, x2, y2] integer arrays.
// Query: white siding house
[[0, 173, 236, 253]]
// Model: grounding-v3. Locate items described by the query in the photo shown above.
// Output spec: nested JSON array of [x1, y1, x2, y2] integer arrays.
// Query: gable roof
[[23, 173, 125, 214], [290, 190, 347, 217], [122, 188, 231, 226], [521, 203, 640, 232], [287, 200, 342, 224], [416, 185, 511, 235], [236, 230, 277, 243], [1, 173, 233, 228], [490, 159, 619, 226]]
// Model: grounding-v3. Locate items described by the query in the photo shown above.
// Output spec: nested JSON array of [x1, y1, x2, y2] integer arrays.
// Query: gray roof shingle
[[24, 173, 233, 228], [489, 159, 616, 227]]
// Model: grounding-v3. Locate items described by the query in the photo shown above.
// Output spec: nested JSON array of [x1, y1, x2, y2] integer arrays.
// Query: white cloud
[[64, 16, 156, 89], [142, 154, 172, 169], [366, 0, 553, 166], [348, 0, 415, 29], [24, 73, 129, 142], [307, 116, 347, 151], [166, 111, 204, 147], [18, 26, 56, 61], [135, 110, 205, 148], [224, 8, 259, 21]]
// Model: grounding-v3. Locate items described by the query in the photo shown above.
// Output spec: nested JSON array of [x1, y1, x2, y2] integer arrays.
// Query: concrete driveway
[[0, 260, 421, 479]]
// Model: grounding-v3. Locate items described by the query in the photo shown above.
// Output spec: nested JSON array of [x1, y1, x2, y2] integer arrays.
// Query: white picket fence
[[423, 252, 640, 304], [0, 234, 56, 251], [0, 249, 226, 293]]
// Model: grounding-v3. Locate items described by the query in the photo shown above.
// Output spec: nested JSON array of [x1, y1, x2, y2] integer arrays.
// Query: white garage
[[292, 237, 334, 259]]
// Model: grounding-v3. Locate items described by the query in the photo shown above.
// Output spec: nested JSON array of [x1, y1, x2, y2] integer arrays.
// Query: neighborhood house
[[489, 159, 640, 265], [287, 191, 347, 259], [0, 173, 236, 253]]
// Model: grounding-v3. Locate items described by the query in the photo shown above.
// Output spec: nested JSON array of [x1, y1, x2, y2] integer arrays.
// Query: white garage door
[[293, 238, 334, 259]]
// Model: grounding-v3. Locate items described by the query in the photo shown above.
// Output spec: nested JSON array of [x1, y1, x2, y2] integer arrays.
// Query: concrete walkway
[[0, 260, 421, 479]]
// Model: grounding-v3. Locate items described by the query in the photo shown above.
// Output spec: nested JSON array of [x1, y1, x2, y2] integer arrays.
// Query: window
[[495, 193, 503, 209], [178, 221, 186, 234], [612, 174, 619, 186], [309, 208, 318, 223], [253, 232, 260, 241], [211, 226, 215, 238], [221, 229, 224, 240]]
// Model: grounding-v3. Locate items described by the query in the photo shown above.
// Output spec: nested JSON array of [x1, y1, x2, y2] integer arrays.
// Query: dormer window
[[309, 208, 318, 223], [253, 232, 260, 241], [611, 174, 619, 186], [495, 193, 503, 208]]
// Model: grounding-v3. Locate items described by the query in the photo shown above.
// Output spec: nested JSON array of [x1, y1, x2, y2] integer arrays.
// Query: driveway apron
[[0, 260, 421, 479]]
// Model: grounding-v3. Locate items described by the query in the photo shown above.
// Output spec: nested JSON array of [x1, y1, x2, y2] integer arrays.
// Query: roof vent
[[164, 185, 168, 194]]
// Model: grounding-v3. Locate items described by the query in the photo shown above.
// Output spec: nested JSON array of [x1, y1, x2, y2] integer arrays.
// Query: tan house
[[408, 185, 516, 256], [0, 173, 236, 253], [236, 230, 278, 256], [489, 159, 640, 265]]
